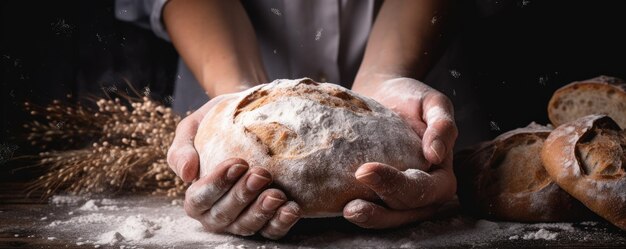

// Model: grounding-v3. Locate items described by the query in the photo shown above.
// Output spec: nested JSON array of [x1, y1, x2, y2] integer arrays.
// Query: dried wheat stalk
[[25, 93, 188, 197]]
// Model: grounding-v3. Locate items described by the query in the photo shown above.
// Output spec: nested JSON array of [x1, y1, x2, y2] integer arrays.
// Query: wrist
[[352, 72, 410, 98], [201, 65, 267, 97], [211, 82, 254, 96]]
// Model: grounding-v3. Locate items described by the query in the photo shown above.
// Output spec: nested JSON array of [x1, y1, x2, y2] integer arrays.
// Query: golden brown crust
[[548, 75, 626, 128], [542, 115, 626, 230], [234, 81, 371, 121], [455, 124, 594, 222], [244, 122, 298, 157]]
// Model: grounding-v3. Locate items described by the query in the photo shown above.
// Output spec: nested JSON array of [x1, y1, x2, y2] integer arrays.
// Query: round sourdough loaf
[[548, 75, 626, 128], [542, 115, 626, 230], [455, 123, 594, 222], [194, 78, 429, 217]]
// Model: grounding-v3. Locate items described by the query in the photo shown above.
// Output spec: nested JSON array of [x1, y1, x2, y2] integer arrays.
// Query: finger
[[167, 95, 229, 182], [355, 161, 456, 209], [259, 201, 301, 240], [343, 199, 438, 229], [200, 167, 273, 231], [225, 189, 286, 236], [167, 116, 201, 182], [406, 118, 428, 138], [421, 94, 457, 165], [184, 158, 249, 219]]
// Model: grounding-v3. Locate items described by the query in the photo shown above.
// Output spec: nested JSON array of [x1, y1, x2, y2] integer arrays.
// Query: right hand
[[167, 95, 301, 239]]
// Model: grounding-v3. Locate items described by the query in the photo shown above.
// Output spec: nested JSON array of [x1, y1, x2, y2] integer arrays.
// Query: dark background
[[1, 0, 626, 181], [0, 0, 179, 181]]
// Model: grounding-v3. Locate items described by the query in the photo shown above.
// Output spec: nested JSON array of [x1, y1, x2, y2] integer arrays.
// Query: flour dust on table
[[25, 195, 624, 248]]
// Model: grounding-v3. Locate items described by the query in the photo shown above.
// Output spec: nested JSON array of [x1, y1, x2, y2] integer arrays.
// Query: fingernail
[[348, 212, 369, 223], [430, 139, 446, 163], [279, 211, 299, 224], [179, 161, 194, 181], [262, 196, 284, 211], [174, 158, 185, 177], [247, 173, 271, 191], [356, 171, 381, 185], [226, 164, 247, 180]]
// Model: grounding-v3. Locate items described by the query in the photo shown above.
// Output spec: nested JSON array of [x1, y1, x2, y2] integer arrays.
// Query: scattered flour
[[521, 229, 558, 240], [78, 200, 99, 211], [97, 231, 124, 245], [580, 221, 599, 226], [449, 70, 461, 79], [270, 8, 282, 16], [33, 195, 625, 248], [44, 195, 234, 247], [50, 195, 84, 205], [96, 215, 160, 245]]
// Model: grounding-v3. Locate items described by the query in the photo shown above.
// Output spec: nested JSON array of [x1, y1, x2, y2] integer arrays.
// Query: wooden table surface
[[1, 180, 625, 249]]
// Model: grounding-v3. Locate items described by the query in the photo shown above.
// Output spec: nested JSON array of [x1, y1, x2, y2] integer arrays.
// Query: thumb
[[167, 117, 201, 182], [166, 95, 229, 182], [421, 94, 457, 165]]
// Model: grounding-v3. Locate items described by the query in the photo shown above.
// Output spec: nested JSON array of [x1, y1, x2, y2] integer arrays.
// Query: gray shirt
[[115, 0, 494, 149], [115, 0, 381, 114]]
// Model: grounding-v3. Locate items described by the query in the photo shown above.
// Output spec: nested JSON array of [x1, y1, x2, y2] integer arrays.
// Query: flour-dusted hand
[[167, 96, 300, 239], [343, 159, 455, 229], [167, 95, 230, 182], [348, 77, 458, 229], [184, 158, 301, 239], [353, 77, 458, 165]]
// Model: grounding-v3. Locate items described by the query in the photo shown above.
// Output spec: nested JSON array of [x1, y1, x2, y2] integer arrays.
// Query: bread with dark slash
[[194, 78, 429, 217], [455, 123, 594, 222], [542, 115, 626, 230]]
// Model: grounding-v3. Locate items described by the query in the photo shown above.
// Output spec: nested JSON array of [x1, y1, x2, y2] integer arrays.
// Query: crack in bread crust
[[244, 122, 300, 157], [576, 127, 625, 178], [233, 82, 371, 122]]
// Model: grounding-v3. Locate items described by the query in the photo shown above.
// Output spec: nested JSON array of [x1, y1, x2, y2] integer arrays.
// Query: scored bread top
[[548, 75, 626, 128], [194, 78, 428, 217], [542, 115, 626, 230], [455, 123, 593, 222]]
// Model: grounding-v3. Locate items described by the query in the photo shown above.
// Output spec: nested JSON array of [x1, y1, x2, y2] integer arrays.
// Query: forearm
[[163, 0, 268, 97], [353, 0, 450, 91]]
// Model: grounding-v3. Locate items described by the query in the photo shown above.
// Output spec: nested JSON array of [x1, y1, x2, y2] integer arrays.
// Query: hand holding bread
[[194, 78, 433, 218], [346, 77, 458, 229], [167, 93, 300, 239], [170, 77, 458, 235]]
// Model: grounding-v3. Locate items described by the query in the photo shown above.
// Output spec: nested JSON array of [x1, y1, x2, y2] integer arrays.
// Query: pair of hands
[[166, 77, 458, 239]]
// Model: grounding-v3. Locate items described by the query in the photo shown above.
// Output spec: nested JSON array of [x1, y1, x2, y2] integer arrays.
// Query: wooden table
[[1, 180, 625, 249]]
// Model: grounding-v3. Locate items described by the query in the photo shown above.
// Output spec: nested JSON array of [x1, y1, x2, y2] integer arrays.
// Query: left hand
[[346, 77, 458, 229]]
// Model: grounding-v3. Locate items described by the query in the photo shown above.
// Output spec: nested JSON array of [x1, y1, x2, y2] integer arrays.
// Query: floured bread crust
[[455, 123, 594, 222], [542, 115, 626, 230], [194, 78, 429, 217]]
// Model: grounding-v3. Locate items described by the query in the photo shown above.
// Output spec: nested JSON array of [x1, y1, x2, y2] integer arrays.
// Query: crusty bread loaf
[[548, 75, 626, 128], [455, 123, 594, 222], [542, 115, 626, 230], [194, 78, 429, 217]]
